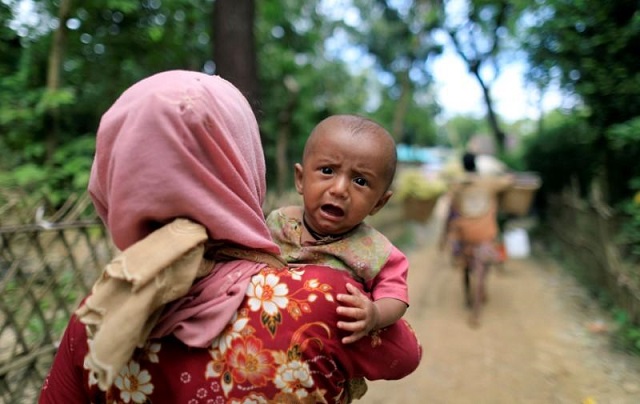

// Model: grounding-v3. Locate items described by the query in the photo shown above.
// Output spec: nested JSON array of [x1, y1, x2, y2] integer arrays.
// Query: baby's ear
[[369, 190, 393, 216], [294, 163, 304, 195]]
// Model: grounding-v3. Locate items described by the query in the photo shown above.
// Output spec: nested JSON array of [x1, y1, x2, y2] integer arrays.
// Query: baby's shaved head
[[304, 115, 397, 189]]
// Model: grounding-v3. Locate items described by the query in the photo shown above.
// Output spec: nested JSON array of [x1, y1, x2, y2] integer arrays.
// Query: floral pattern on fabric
[[113, 361, 154, 403], [40, 265, 422, 404], [88, 267, 345, 403], [201, 267, 338, 401], [266, 207, 393, 282]]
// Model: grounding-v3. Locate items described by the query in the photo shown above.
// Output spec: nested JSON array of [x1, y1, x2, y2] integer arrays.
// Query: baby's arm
[[336, 284, 407, 344], [374, 296, 408, 329]]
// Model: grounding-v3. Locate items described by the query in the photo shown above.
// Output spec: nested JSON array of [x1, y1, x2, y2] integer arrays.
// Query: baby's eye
[[354, 177, 368, 187], [320, 167, 333, 175]]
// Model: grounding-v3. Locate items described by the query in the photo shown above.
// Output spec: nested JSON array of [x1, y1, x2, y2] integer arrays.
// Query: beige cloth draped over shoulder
[[76, 218, 286, 391], [76, 219, 210, 390]]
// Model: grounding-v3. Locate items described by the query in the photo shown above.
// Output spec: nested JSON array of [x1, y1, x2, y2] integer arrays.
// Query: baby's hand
[[336, 283, 379, 344]]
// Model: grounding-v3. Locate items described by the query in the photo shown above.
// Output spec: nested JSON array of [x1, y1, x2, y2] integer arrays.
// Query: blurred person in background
[[440, 152, 513, 327]]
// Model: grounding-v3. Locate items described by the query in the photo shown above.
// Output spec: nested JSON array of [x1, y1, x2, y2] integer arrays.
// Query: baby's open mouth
[[321, 204, 344, 217]]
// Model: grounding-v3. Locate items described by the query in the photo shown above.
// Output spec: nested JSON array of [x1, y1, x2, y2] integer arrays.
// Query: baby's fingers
[[345, 283, 365, 298], [336, 305, 364, 320], [337, 283, 366, 308], [341, 329, 367, 344], [336, 292, 356, 306]]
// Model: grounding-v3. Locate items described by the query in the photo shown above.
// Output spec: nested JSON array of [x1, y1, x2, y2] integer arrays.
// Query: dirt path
[[364, 200, 640, 404]]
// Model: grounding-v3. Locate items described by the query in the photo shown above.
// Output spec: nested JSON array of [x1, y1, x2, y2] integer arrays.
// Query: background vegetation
[[1, 0, 639, 350]]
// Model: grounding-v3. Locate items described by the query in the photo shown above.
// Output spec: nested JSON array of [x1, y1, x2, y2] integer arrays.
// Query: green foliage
[[106, 0, 140, 13], [0, 71, 46, 159], [36, 88, 76, 114], [521, 111, 597, 198], [606, 118, 640, 259], [4, 164, 49, 187], [374, 90, 440, 146], [612, 308, 640, 356], [0, 135, 95, 206], [1, 0, 214, 201], [342, 0, 442, 142], [257, 0, 338, 188], [444, 114, 489, 149], [617, 186, 640, 260], [522, 0, 640, 204], [523, 0, 640, 122], [607, 117, 640, 149]]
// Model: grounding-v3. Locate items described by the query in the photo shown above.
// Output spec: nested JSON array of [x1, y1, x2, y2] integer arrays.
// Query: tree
[[442, 0, 524, 154], [348, 0, 443, 142], [523, 0, 640, 202], [44, 0, 73, 159], [0, 0, 215, 201], [444, 114, 488, 149], [213, 0, 258, 112], [257, 0, 375, 192]]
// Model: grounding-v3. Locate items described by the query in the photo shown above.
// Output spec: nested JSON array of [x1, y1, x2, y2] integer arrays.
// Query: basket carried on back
[[499, 172, 541, 217], [403, 196, 439, 222]]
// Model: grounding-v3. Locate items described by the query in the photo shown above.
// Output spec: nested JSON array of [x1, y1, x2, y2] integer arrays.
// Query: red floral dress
[[40, 265, 422, 403]]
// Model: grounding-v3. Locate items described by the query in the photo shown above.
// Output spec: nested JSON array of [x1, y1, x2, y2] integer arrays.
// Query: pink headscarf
[[87, 70, 281, 346], [89, 70, 277, 255]]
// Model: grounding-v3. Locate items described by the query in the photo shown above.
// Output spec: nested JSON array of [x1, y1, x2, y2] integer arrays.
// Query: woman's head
[[88, 70, 278, 254], [462, 152, 477, 173]]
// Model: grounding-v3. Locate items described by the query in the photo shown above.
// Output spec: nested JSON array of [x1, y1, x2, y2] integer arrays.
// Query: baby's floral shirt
[[266, 207, 393, 283]]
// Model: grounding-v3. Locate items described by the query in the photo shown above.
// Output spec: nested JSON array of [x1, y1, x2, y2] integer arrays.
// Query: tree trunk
[[213, 0, 259, 116], [275, 77, 300, 194], [469, 64, 505, 155], [45, 0, 73, 161], [391, 70, 412, 142]]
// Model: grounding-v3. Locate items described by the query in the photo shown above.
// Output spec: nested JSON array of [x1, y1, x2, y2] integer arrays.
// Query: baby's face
[[295, 124, 392, 236]]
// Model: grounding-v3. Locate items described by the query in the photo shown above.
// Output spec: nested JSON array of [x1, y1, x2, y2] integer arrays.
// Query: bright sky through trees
[[430, 46, 564, 122]]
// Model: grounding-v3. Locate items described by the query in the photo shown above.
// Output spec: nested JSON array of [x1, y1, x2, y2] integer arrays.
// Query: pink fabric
[[149, 260, 253, 346], [366, 246, 410, 305], [87, 70, 281, 346]]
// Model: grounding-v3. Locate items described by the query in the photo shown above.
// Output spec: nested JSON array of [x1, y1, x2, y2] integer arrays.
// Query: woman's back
[[41, 265, 422, 403]]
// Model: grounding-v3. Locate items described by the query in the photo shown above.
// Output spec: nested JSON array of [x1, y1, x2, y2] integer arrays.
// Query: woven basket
[[403, 197, 438, 222], [500, 172, 541, 216]]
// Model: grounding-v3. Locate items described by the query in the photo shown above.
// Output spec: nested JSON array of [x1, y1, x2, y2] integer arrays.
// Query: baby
[[267, 114, 409, 343]]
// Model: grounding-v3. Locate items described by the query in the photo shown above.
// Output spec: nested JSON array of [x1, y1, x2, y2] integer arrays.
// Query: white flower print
[[181, 372, 192, 383], [210, 380, 221, 393], [113, 361, 154, 403], [211, 312, 249, 353], [144, 342, 161, 363], [274, 360, 314, 399], [246, 273, 289, 315], [229, 393, 268, 404], [197, 387, 208, 398], [289, 268, 304, 281]]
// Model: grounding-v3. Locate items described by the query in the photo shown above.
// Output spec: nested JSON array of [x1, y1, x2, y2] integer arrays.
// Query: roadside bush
[[0, 135, 95, 207], [521, 111, 598, 200]]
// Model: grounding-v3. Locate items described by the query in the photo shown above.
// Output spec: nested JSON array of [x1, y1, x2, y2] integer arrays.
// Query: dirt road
[[363, 201, 640, 404]]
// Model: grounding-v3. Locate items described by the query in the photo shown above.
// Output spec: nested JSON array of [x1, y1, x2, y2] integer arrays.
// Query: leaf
[[261, 311, 282, 337]]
